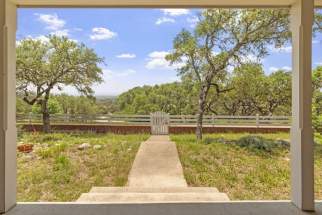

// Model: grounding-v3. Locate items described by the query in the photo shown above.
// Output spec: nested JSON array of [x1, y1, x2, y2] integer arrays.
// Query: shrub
[[53, 155, 70, 171], [203, 137, 217, 145], [236, 135, 289, 153], [36, 142, 68, 159], [203, 137, 228, 145], [34, 134, 64, 142], [53, 155, 73, 184]]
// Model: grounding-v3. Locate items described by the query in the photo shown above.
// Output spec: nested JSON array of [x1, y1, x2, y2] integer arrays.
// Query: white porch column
[[290, 0, 315, 211], [0, 0, 17, 213]]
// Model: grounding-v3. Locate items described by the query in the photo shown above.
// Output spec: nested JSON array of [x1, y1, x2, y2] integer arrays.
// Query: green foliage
[[16, 36, 104, 100], [116, 65, 292, 116], [236, 135, 289, 153], [17, 94, 118, 115], [167, 8, 290, 139], [36, 142, 68, 159], [54, 94, 100, 114], [16, 35, 103, 131], [32, 97, 63, 114], [116, 82, 197, 115], [203, 137, 215, 145], [313, 67, 322, 132], [217, 64, 292, 116], [53, 155, 73, 184], [54, 155, 71, 171], [16, 97, 32, 114]]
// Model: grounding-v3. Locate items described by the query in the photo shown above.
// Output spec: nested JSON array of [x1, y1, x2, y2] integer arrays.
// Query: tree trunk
[[196, 85, 208, 141], [41, 91, 51, 133]]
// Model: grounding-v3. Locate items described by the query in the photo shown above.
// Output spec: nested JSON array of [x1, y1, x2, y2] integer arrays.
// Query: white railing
[[16, 113, 291, 127]]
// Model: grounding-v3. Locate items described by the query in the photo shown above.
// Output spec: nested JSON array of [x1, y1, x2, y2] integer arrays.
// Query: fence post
[[212, 114, 215, 126], [256, 114, 260, 127]]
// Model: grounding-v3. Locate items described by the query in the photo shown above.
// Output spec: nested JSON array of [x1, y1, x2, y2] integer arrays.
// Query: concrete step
[[89, 186, 219, 193], [77, 192, 230, 203]]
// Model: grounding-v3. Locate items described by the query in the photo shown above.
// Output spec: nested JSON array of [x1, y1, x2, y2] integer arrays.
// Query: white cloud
[[34, 13, 72, 38], [269, 67, 279, 72], [33, 35, 50, 43], [90, 27, 117, 40], [145, 51, 185, 70], [160, 9, 190, 16], [270, 45, 292, 53], [50, 29, 69, 37], [116, 53, 136, 59], [283, 66, 291, 70], [17, 34, 78, 45], [146, 51, 171, 69], [69, 39, 79, 43], [155, 17, 175, 25], [269, 66, 291, 72], [35, 13, 66, 30], [187, 16, 199, 28], [20, 35, 50, 44], [149, 51, 169, 58], [313, 40, 320, 44]]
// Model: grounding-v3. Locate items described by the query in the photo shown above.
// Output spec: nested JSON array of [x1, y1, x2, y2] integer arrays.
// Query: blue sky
[[17, 8, 322, 96]]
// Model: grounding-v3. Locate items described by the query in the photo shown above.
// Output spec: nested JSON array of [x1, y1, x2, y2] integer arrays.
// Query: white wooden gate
[[150, 112, 169, 135]]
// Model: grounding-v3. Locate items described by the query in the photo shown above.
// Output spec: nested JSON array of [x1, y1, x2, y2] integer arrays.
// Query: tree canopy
[[16, 35, 103, 132], [166, 8, 290, 139]]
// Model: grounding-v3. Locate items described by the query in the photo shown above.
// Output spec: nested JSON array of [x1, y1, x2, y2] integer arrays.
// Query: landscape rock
[[78, 143, 91, 150], [93, 145, 102, 150], [23, 154, 34, 161]]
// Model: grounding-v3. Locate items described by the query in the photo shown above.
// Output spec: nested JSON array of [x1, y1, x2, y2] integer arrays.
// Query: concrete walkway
[[77, 135, 229, 202], [127, 135, 187, 187]]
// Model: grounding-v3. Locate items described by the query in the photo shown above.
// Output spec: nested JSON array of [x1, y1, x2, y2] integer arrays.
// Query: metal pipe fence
[[16, 113, 291, 127]]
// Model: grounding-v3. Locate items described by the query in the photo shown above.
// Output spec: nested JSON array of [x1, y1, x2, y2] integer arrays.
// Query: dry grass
[[172, 133, 322, 200], [17, 132, 149, 201]]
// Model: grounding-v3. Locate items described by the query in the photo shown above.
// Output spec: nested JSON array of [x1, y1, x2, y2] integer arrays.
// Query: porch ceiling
[[10, 0, 322, 8]]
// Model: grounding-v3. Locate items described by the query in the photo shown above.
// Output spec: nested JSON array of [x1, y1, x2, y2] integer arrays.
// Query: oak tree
[[167, 9, 290, 140], [16, 36, 103, 132]]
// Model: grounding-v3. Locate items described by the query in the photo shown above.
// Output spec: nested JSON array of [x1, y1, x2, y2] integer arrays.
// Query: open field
[[172, 133, 322, 200], [17, 132, 149, 201]]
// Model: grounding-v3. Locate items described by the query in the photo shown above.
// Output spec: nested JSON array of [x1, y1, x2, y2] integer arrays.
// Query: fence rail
[[16, 113, 291, 127]]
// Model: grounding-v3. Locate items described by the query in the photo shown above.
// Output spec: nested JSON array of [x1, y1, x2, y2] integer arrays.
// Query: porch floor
[[4, 201, 322, 215]]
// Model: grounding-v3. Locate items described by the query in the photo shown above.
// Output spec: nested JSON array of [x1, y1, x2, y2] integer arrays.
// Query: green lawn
[[172, 133, 322, 200], [17, 132, 149, 202]]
